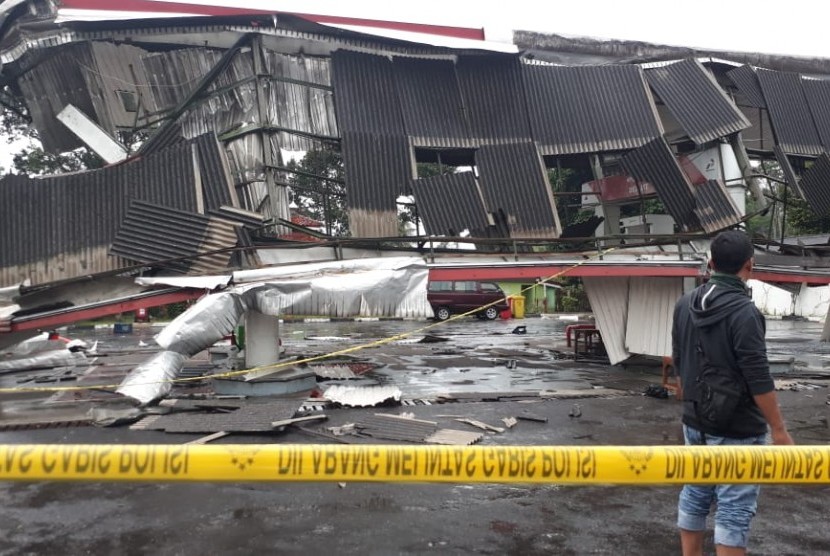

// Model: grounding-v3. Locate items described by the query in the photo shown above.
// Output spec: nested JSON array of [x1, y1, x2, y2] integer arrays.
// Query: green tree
[[1, 85, 103, 175], [285, 148, 348, 236]]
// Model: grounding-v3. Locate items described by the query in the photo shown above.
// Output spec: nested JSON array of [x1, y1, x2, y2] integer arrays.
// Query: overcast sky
[[3, 0, 827, 171], [207, 0, 830, 58]]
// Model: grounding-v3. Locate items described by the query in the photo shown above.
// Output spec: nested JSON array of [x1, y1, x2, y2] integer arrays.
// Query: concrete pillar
[[244, 311, 281, 368]]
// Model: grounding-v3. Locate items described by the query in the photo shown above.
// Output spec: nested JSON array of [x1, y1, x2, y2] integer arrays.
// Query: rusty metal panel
[[331, 50, 405, 135], [798, 153, 830, 215], [625, 277, 682, 358], [726, 65, 767, 108], [523, 63, 661, 155], [692, 180, 742, 233], [456, 55, 531, 143], [342, 131, 411, 212], [646, 59, 750, 145], [410, 172, 489, 236], [774, 146, 804, 199], [756, 69, 823, 156], [582, 277, 630, 365], [393, 57, 474, 148], [620, 137, 700, 232], [475, 142, 560, 237], [802, 78, 830, 151]]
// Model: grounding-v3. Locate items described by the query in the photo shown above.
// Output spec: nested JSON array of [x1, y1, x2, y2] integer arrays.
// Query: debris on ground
[[353, 413, 483, 445], [501, 417, 518, 428], [455, 418, 505, 433], [323, 385, 402, 407]]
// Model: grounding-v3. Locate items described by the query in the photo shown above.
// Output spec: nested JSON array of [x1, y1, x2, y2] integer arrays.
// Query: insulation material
[[155, 291, 248, 356], [582, 277, 630, 365], [624, 277, 683, 358]]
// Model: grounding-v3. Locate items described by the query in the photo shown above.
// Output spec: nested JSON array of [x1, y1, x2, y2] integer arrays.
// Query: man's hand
[[770, 427, 794, 445]]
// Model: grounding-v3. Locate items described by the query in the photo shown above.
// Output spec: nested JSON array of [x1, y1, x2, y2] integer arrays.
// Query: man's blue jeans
[[677, 425, 768, 548]]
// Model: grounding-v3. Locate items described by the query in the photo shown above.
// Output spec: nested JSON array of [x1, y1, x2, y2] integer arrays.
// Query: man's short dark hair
[[710, 230, 753, 274]]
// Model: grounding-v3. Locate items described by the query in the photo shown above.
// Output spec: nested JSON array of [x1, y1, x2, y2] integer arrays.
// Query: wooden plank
[[271, 414, 328, 428], [186, 431, 229, 445]]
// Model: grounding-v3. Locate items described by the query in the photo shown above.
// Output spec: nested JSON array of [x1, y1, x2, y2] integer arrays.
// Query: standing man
[[672, 230, 793, 556]]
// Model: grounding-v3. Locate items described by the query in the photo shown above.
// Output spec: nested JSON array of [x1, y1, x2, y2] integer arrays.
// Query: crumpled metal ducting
[[117, 351, 188, 405], [155, 291, 249, 356], [0, 350, 87, 372], [118, 257, 430, 404]]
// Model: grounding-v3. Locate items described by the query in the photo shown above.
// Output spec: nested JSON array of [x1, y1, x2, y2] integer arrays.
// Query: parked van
[[427, 281, 509, 321]]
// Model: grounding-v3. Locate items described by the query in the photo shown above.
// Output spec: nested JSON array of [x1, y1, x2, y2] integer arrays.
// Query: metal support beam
[[730, 133, 767, 209]]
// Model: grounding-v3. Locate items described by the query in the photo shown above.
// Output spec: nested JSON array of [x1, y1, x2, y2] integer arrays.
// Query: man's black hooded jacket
[[672, 274, 774, 438]]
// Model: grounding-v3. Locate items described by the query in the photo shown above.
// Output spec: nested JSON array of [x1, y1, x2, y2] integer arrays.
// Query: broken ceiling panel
[[798, 153, 830, 215], [620, 137, 700, 231], [625, 277, 681, 358], [725, 65, 767, 108], [773, 146, 805, 199], [331, 50, 405, 135], [110, 200, 237, 274], [692, 180, 743, 233], [456, 55, 531, 143], [802, 78, 830, 151], [393, 57, 474, 148], [475, 142, 560, 237], [410, 172, 489, 236], [524, 63, 661, 154], [756, 69, 823, 156], [645, 59, 750, 145]]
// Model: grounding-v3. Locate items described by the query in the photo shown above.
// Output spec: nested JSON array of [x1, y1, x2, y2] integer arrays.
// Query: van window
[[480, 282, 500, 292], [454, 281, 476, 291], [428, 281, 453, 292]]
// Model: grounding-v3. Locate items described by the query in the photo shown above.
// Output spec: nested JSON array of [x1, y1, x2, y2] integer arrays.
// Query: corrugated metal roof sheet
[[756, 69, 823, 156], [725, 65, 767, 108], [393, 57, 474, 148], [410, 172, 489, 236], [692, 179, 742, 233], [802, 77, 830, 150], [194, 133, 237, 211], [355, 413, 438, 442], [798, 153, 830, 215], [624, 277, 681, 358], [582, 277, 630, 365], [620, 137, 700, 232], [109, 200, 236, 274], [139, 399, 302, 433], [645, 59, 750, 145], [342, 131, 411, 212], [456, 55, 531, 143], [523, 63, 662, 155], [773, 146, 804, 199], [324, 385, 403, 407], [331, 50, 405, 135], [475, 142, 560, 237], [0, 134, 238, 286]]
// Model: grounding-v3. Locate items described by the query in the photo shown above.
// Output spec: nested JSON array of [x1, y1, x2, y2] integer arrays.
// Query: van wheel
[[484, 307, 499, 320], [435, 307, 451, 321]]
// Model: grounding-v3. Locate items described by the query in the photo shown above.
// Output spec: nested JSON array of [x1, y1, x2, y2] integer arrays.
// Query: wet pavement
[[0, 317, 828, 555]]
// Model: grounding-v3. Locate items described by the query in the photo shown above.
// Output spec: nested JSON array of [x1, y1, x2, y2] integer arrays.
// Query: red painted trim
[[751, 271, 830, 285], [57, 0, 485, 40], [8, 290, 203, 332], [429, 265, 700, 281]]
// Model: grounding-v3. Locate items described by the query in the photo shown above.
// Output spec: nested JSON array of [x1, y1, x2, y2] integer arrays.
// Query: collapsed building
[[1, 0, 830, 368]]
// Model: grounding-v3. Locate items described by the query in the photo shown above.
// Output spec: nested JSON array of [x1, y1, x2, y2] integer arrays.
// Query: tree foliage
[[285, 148, 348, 236]]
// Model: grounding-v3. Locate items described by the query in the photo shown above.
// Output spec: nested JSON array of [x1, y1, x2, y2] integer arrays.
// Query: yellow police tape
[[0, 444, 828, 484]]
